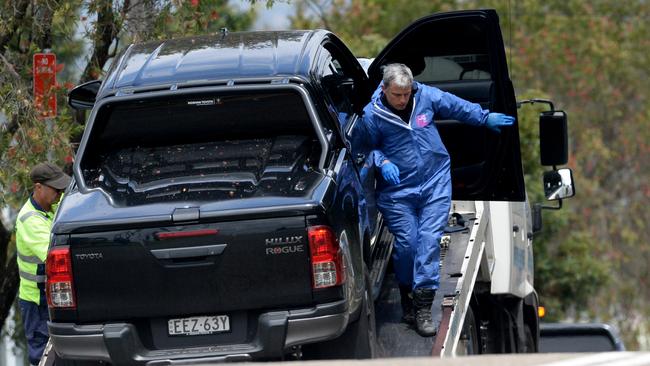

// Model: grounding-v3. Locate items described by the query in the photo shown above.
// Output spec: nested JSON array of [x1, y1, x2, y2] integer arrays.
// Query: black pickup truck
[[48, 30, 393, 364], [49, 9, 528, 364]]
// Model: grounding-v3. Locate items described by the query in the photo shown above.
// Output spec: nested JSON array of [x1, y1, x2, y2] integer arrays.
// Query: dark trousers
[[18, 299, 49, 365]]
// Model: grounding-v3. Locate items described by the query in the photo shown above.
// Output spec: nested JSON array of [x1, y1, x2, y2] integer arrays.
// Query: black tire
[[457, 305, 480, 355], [302, 268, 378, 359], [523, 324, 536, 353]]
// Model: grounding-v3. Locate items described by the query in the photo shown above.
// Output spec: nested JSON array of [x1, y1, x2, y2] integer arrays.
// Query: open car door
[[368, 9, 525, 201]]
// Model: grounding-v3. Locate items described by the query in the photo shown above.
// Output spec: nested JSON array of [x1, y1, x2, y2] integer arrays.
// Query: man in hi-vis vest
[[16, 162, 70, 365]]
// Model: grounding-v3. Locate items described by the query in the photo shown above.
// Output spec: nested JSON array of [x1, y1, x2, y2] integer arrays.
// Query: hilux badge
[[265, 236, 304, 255], [265, 236, 303, 245]]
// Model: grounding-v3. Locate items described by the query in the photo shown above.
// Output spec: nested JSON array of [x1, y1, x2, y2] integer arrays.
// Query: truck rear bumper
[[49, 300, 348, 364]]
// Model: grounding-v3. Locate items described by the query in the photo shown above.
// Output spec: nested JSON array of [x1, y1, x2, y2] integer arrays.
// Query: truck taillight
[[308, 225, 345, 289], [46, 247, 76, 309]]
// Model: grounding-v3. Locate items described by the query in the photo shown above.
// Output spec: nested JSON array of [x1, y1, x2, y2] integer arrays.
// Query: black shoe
[[413, 288, 437, 337], [399, 285, 415, 324]]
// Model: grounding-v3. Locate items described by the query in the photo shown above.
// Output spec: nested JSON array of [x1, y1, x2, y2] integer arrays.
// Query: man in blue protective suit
[[359, 63, 514, 336]]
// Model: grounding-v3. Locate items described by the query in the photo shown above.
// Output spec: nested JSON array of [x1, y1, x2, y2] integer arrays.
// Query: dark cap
[[30, 162, 71, 190]]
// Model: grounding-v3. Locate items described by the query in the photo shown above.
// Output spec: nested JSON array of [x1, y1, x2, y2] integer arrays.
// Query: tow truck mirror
[[543, 168, 575, 201], [68, 80, 101, 110], [539, 110, 568, 166], [532, 203, 543, 234]]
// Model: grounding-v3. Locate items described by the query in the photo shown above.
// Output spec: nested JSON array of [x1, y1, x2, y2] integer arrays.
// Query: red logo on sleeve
[[416, 114, 429, 127]]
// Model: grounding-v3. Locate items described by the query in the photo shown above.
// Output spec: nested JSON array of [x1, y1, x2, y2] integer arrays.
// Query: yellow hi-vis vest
[[15, 197, 54, 305]]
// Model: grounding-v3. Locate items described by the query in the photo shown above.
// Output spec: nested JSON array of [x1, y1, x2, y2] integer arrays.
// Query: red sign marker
[[33, 53, 57, 119]]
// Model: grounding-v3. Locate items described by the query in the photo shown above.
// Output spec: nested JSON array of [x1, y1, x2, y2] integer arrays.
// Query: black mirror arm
[[517, 98, 555, 111], [532, 198, 563, 235], [540, 198, 562, 211]]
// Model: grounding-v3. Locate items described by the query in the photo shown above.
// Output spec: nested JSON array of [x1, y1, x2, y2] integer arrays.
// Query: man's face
[[382, 83, 412, 111], [34, 183, 63, 211]]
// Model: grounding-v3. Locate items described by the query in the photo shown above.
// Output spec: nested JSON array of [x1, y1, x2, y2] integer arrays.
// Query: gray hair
[[382, 63, 413, 88]]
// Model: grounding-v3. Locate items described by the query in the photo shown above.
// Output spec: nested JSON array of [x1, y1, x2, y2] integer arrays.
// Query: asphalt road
[[209, 352, 650, 366]]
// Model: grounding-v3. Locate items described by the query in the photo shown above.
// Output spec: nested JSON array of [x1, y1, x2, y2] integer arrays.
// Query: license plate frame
[[167, 314, 230, 336]]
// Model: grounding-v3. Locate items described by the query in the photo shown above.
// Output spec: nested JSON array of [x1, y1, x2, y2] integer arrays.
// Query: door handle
[[150, 244, 227, 260]]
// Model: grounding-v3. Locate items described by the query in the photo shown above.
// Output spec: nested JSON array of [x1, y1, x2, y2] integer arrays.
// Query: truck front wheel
[[457, 305, 480, 355]]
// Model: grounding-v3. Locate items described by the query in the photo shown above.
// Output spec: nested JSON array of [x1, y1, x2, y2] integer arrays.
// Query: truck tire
[[457, 306, 480, 355], [302, 268, 378, 359], [524, 324, 536, 353]]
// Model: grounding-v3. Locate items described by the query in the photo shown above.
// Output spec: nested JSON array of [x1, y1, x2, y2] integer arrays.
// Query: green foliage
[[494, 0, 649, 348], [151, 0, 255, 40], [536, 231, 610, 320], [0, 2, 79, 210], [290, 0, 460, 57]]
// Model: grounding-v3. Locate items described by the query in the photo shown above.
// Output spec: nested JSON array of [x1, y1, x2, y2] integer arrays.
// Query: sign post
[[33, 53, 57, 119]]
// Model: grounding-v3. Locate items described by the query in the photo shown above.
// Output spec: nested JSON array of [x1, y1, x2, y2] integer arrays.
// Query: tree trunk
[[75, 1, 118, 124], [32, 1, 56, 51], [124, 0, 155, 42], [0, 255, 19, 330], [80, 1, 117, 83], [0, 221, 18, 331]]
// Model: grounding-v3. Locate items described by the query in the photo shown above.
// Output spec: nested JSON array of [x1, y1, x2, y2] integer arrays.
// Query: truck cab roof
[[97, 30, 330, 101]]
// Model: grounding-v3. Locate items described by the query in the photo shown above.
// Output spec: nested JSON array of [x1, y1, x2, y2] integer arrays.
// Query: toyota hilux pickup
[[49, 29, 392, 365]]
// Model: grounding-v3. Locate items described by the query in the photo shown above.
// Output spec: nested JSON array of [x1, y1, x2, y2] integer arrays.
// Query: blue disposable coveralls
[[360, 82, 489, 291]]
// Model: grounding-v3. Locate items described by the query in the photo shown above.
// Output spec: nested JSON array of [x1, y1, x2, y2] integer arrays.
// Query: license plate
[[168, 315, 230, 336]]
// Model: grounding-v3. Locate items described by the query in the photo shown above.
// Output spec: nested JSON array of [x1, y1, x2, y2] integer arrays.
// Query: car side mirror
[[543, 168, 575, 201], [539, 110, 568, 166], [68, 80, 101, 110]]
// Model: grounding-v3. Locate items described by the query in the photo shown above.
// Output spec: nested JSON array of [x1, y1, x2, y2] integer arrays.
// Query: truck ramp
[[375, 272, 434, 356], [376, 208, 484, 358]]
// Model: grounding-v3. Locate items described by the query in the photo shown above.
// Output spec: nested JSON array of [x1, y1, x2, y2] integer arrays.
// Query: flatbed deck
[[376, 207, 485, 358]]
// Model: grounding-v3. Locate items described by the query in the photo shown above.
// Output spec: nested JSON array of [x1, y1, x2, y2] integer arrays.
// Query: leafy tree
[[0, 0, 255, 349], [495, 1, 649, 349]]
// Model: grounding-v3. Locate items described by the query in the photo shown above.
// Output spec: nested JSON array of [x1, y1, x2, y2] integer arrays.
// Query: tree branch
[[3, 115, 20, 136], [0, 0, 30, 54], [32, 1, 57, 51], [0, 52, 21, 79], [108, 37, 120, 59], [306, 0, 331, 30], [81, 1, 118, 82]]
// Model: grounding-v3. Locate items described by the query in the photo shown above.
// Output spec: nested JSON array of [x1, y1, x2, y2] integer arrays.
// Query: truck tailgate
[[70, 216, 311, 323]]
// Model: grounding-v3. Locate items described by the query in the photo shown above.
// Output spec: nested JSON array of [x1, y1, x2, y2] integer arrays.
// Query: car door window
[[320, 46, 356, 130], [414, 55, 491, 83]]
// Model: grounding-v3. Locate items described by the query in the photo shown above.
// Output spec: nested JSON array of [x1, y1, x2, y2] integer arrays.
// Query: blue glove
[[486, 113, 515, 133], [381, 161, 400, 185]]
